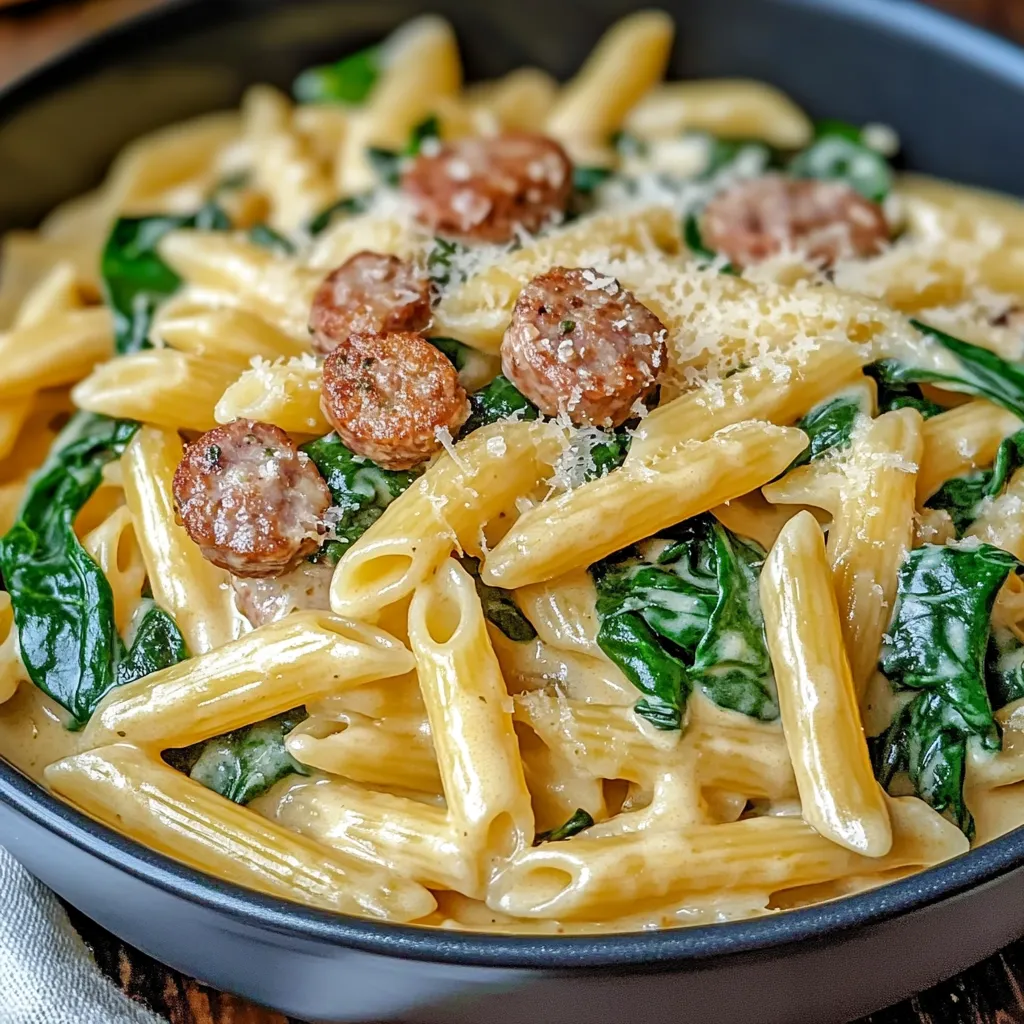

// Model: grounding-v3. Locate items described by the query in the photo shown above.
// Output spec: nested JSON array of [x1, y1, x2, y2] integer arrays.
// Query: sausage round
[[401, 132, 573, 244], [173, 420, 332, 579], [700, 175, 889, 269], [501, 266, 667, 427], [320, 332, 470, 470], [309, 251, 432, 354]]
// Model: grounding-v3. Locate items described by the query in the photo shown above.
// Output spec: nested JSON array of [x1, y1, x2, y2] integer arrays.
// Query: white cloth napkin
[[0, 846, 165, 1024]]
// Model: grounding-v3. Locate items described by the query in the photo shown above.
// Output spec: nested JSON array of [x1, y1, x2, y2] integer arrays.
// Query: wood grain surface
[[7, 0, 1024, 1021]]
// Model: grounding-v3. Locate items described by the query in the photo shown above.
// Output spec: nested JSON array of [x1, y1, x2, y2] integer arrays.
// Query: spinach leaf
[[168, 710, 310, 806], [986, 625, 1024, 712], [300, 433, 420, 562], [101, 204, 230, 354], [307, 193, 372, 237], [699, 135, 777, 180], [596, 611, 691, 730], [117, 599, 189, 686], [427, 237, 467, 289], [789, 385, 872, 470], [876, 320, 1024, 422], [593, 516, 778, 727], [865, 362, 945, 419], [789, 121, 893, 202], [0, 413, 143, 724], [925, 427, 1024, 536], [292, 46, 380, 105], [459, 556, 537, 642], [247, 223, 296, 256], [367, 115, 441, 187], [586, 432, 631, 480], [462, 375, 540, 436], [874, 542, 1017, 834], [573, 166, 613, 194], [683, 213, 736, 274], [534, 808, 594, 844], [428, 335, 496, 392], [612, 131, 648, 160]]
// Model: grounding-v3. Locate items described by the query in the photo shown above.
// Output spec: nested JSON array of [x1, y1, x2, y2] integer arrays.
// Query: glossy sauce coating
[[501, 266, 667, 426], [173, 420, 331, 578]]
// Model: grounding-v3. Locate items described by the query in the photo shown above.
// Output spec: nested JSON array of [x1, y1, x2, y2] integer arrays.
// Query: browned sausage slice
[[401, 132, 573, 244], [309, 251, 432, 354], [700, 175, 889, 269], [501, 267, 667, 428], [173, 420, 332, 579], [320, 332, 470, 470]]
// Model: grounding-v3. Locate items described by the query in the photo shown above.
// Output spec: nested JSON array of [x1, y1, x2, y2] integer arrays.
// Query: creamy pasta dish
[[5, 11, 1024, 934]]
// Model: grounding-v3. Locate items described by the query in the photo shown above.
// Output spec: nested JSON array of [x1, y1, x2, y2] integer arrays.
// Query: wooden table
[[5, 0, 1024, 1021]]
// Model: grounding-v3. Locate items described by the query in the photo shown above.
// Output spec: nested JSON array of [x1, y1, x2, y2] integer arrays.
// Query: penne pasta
[[760, 511, 893, 856], [214, 354, 326, 434]]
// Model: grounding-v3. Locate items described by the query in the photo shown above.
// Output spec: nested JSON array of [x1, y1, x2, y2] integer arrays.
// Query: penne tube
[[408, 559, 535, 894], [545, 12, 674, 148], [628, 340, 867, 462], [214, 355, 326, 434], [13, 261, 82, 329], [0, 309, 113, 398], [711, 492, 812, 551], [824, 411, 923, 695], [916, 400, 1022, 504], [514, 569, 603, 658], [159, 231, 322, 341], [760, 511, 893, 857], [432, 207, 681, 351], [895, 172, 1024, 246], [330, 420, 563, 620], [155, 305, 311, 364], [0, 592, 27, 706], [307, 211, 429, 271], [82, 505, 147, 636], [71, 349, 240, 432], [482, 422, 808, 590], [82, 611, 415, 751], [967, 467, 1024, 560], [623, 79, 812, 148], [466, 68, 559, 131], [0, 397, 31, 463], [46, 746, 435, 922], [121, 426, 244, 655], [286, 712, 441, 794], [261, 774, 470, 892], [487, 796, 965, 920]]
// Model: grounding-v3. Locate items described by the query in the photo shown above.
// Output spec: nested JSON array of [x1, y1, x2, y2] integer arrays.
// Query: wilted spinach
[[789, 120, 893, 202], [925, 428, 1024, 536], [166, 710, 309, 806], [101, 203, 230, 354], [459, 556, 536, 642], [368, 115, 441, 186], [0, 413, 187, 725], [461, 375, 540, 436], [534, 808, 594, 844], [986, 625, 1024, 712], [592, 515, 778, 729], [292, 45, 380, 105], [247, 223, 296, 256], [306, 193, 372, 237], [788, 385, 873, 470], [301, 432, 421, 563], [865, 362, 945, 419], [873, 543, 1018, 835]]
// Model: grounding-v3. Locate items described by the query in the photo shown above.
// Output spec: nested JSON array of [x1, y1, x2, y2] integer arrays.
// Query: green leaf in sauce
[[986, 625, 1024, 713], [788, 385, 873, 471], [788, 121, 893, 202], [300, 432, 421, 563], [101, 204, 231, 354], [461, 375, 540, 437], [0, 413, 188, 725], [367, 115, 441, 187], [167, 710, 309, 806], [534, 808, 594, 844], [874, 542, 1018, 835], [247, 223, 296, 256], [459, 555, 537, 643], [865, 362, 945, 419], [306, 193, 373, 237], [592, 515, 778, 728], [292, 45, 381, 105]]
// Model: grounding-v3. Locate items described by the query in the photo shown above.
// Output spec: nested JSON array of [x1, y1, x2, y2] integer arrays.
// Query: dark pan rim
[[3, 0, 1024, 972]]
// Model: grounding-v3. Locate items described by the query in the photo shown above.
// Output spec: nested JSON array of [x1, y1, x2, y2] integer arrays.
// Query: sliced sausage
[[232, 559, 334, 628], [309, 251, 432, 354], [320, 332, 470, 470], [401, 132, 573, 244], [173, 420, 332, 579], [501, 267, 667, 427], [700, 174, 889, 269]]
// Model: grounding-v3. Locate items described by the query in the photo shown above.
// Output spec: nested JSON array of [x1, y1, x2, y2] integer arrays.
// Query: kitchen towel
[[0, 845, 164, 1024]]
